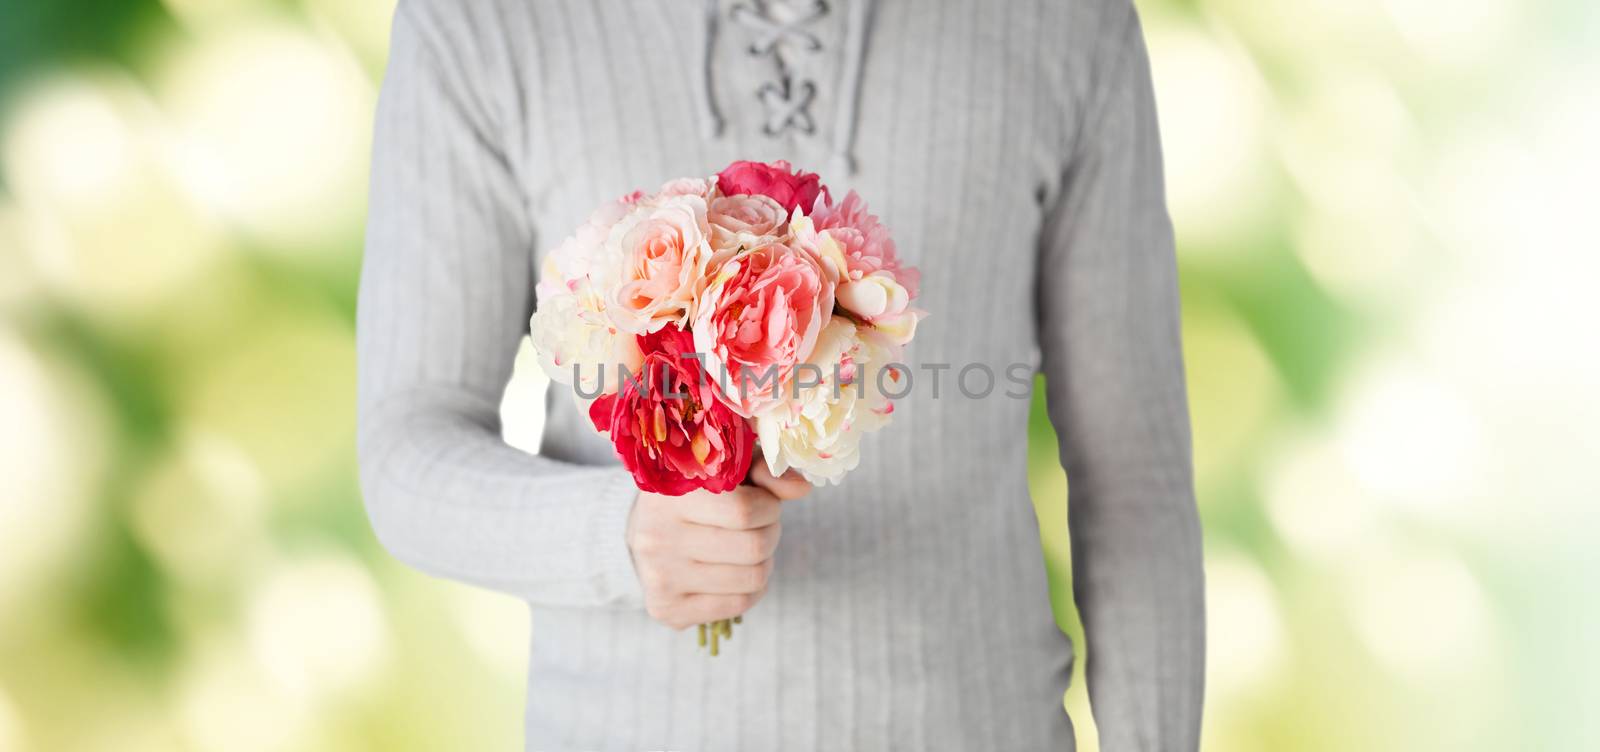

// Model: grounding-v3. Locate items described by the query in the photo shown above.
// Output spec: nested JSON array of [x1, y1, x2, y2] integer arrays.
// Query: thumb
[[747, 452, 812, 501]]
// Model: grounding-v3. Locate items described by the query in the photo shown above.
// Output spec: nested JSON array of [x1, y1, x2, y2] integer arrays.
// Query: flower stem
[[697, 618, 742, 655]]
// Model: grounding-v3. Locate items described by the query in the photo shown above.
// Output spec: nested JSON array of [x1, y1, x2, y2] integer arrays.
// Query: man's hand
[[627, 462, 812, 630]]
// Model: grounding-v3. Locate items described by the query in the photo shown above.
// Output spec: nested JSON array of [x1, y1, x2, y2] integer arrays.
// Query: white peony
[[836, 271, 920, 346], [529, 201, 644, 397], [528, 285, 641, 397], [753, 318, 899, 485]]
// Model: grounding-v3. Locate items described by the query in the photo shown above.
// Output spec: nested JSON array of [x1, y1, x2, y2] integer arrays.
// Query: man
[[357, 0, 1204, 748]]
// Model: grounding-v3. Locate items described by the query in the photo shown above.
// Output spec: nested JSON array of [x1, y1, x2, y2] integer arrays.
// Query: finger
[[679, 486, 781, 530], [677, 521, 781, 565], [678, 591, 764, 624], [749, 461, 812, 501], [678, 560, 773, 595]]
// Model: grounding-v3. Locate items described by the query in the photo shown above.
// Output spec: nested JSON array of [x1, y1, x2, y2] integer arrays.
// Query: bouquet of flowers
[[528, 160, 922, 652]]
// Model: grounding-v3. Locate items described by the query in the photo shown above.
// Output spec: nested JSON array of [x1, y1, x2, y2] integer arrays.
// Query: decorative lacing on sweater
[[700, 0, 876, 175], [359, 1, 1205, 748]]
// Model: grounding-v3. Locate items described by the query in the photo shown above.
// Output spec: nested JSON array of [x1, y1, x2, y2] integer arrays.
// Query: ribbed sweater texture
[[357, 1, 1204, 749]]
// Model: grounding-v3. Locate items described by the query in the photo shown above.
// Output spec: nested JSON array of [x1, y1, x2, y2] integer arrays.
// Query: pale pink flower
[[530, 201, 643, 396], [808, 191, 923, 345], [707, 193, 790, 249], [654, 176, 715, 201], [810, 190, 918, 294], [537, 197, 630, 298], [599, 193, 716, 334]]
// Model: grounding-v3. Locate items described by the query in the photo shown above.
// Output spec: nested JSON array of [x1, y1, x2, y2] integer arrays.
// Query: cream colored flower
[[788, 213, 848, 283], [528, 289, 642, 396], [837, 272, 921, 346], [753, 318, 898, 485], [530, 202, 644, 396]]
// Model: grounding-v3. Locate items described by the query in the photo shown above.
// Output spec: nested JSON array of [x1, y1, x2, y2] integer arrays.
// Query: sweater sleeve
[[355, 3, 644, 609], [1035, 4, 1206, 749]]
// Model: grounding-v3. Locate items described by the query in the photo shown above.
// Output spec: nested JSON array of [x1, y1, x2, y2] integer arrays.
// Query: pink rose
[[602, 194, 715, 334], [715, 160, 831, 215], [708, 193, 790, 248], [693, 242, 835, 416], [588, 325, 754, 496], [654, 176, 714, 200]]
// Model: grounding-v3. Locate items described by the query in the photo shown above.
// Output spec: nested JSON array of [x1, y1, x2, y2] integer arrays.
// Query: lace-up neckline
[[732, 1, 827, 55], [699, 0, 876, 176]]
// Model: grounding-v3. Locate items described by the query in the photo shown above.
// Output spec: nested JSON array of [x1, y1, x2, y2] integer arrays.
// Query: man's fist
[[626, 462, 811, 630]]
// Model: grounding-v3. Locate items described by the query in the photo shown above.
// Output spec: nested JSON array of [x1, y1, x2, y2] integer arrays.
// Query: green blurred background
[[2, 0, 1596, 749]]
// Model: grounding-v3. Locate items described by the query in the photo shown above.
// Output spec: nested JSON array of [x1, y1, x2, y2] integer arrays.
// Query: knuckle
[[761, 491, 784, 513], [634, 527, 672, 556], [737, 565, 766, 593], [645, 601, 671, 624], [769, 522, 783, 549], [738, 532, 767, 562], [736, 485, 770, 505], [638, 567, 670, 595], [726, 500, 756, 529]]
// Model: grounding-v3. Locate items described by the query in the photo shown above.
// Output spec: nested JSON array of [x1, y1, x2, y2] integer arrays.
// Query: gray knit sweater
[[357, 0, 1204, 749]]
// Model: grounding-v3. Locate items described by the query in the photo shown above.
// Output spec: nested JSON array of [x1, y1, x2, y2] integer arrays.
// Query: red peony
[[715, 160, 831, 215], [588, 324, 755, 495]]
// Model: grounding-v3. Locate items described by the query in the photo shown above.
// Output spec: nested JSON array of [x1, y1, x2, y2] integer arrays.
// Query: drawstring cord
[[699, 0, 877, 176], [731, 2, 825, 53], [699, 0, 725, 138], [758, 79, 818, 135], [828, 0, 873, 177]]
